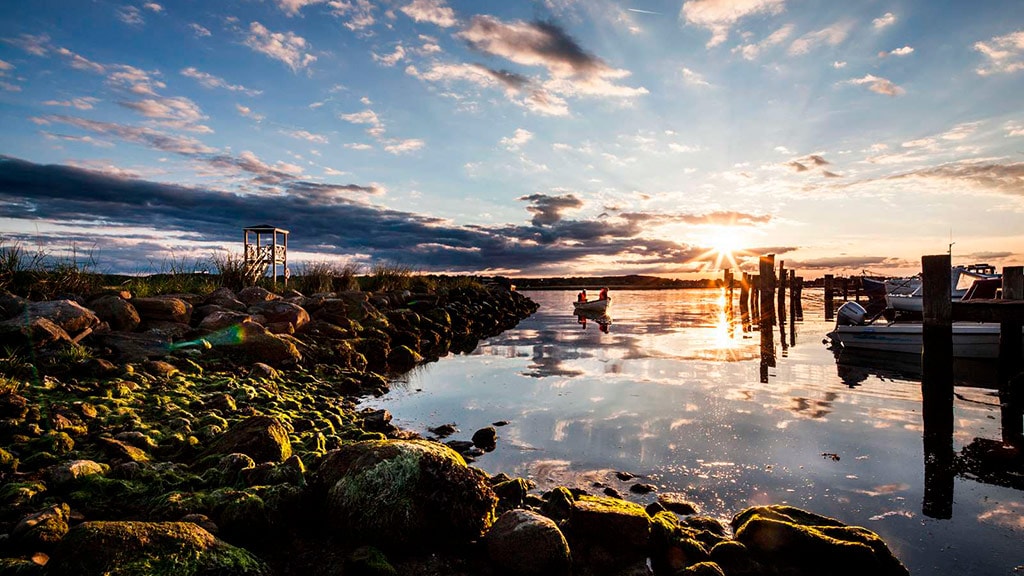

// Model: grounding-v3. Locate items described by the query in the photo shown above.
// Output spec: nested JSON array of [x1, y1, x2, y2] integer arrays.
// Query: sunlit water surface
[[361, 289, 1023, 575]]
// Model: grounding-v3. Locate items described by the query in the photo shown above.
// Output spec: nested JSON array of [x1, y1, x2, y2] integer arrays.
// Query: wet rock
[[46, 521, 272, 576], [731, 505, 910, 576], [200, 415, 292, 464], [658, 492, 700, 515], [386, 344, 422, 372], [472, 426, 497, 450], [492, 477, 531, 508], [132, 296, 192, 324], [487, 509, 571, 576], [88, 295, 140, 331], [317, 439, 498, 548], [428, 423, 458, 438], [360, 409, 395, 434], [615, 471, 637, 481], [630, 482, 657, 495]]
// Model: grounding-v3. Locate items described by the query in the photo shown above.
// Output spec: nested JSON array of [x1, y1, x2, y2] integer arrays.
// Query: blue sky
[[1, 0, 1023, 277]]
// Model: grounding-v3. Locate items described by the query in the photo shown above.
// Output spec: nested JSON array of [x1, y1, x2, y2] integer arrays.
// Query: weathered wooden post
[[723, 269, 734, 312], [759, 256, 776, 331], [789, 270, 797, 344], [777, 261, 786, 326], [751, 274, 761, 330], [1000, 266, 1024, 445], [921, 254, 954, 519], [739, 272, 750, 330], [824, 274, 835, 320], [794, 275, 804, 320]]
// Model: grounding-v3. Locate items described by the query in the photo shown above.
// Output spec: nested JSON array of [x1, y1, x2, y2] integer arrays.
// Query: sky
[[1, 0, 1023, 278]]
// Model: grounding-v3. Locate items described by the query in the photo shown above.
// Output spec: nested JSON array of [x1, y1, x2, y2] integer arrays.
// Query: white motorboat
[[884, 264, 1000, 314], [573, 298, 610, 313], [826, 301, 1020, 359]]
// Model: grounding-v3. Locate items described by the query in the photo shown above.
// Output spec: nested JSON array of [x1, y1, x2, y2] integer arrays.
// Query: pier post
[[759, 255, 776, 331], [1000, 266, 1024, 445], [794, 276, 804, 320], [824, 274, 834, 320], [777, 261, 786, 327], [789, 270, 797, 344], [751, 275, 761, 330], [739, 273, 750, 330], [921, 254, 954, 519]]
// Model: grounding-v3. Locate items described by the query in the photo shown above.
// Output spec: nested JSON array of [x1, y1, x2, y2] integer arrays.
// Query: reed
[[295, 261, 361, 294]]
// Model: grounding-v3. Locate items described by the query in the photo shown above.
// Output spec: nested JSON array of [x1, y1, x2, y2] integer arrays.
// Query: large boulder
[[207, 322, 301, 366], [565, 494, 652, 570], [198, 310, 254, 332], [248, 301, 310, 330], [203, 287, 247, 311], [25, 300, 101, 334], [0, 316, 70, 349], [487, 509, 571, 576], [46, 521, 272, 576], [87, 295, 140, 332], [201, 415, 292, 464], [731, 505, 909, 576], [237, 286, 280, 306], [317, 439, 497, 548], [132, 296, 192, 324]]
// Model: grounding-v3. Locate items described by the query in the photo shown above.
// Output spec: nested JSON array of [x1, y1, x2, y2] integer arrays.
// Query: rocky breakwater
[[0, 282, 910, 576]]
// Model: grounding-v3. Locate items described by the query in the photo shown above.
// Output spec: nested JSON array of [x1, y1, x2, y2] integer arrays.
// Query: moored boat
[[573, 298, 610, 313]]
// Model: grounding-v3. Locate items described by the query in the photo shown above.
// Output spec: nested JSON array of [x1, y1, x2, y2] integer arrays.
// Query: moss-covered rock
[[9, 503, 70, 553], [678, 561, 726, 575], [46, 521, 272, 576], [318, 439, 497, 548], [200, 415, 292, 464], [732, 505, 910, 576], [486, 509, 571, 576]]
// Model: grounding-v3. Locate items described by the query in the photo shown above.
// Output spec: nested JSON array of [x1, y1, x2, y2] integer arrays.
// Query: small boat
[[826, 301, 1021, 359], [573, 298, 610, 313], [884, 264, 1000, 315]]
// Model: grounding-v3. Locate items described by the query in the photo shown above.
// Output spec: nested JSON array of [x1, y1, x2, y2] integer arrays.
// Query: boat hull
[[573, 298, 609, 313], [827, 322, 1022, 359]]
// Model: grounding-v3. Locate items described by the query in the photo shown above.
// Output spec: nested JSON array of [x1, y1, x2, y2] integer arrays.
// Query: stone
[[198, 310, 253, 332], [48, 459, 106, 486], [247, 300, 309, 330], [87, 295, 140, 331], [98, 436, 150, 463], [237, 286, 280, 306], [472, 426, 497, 450], [25, 300, 100, 334], [132, 296, 192, 324], [0, 316, 71, 349], [200, 415, 292, 464], [207, 322, 301, 367], [731, 505, 910, 576], [486, 509, 571, 576], [658, 492, 700, 515], [46, 521, 272, 576], [203, 287, 247, 311], [10, 504, 70, 553], [317, 439, 497, 548], [568, 494, 652, 568]]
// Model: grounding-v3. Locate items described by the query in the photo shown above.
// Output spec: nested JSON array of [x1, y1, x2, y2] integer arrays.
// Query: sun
[[699, 227, 748, 271]]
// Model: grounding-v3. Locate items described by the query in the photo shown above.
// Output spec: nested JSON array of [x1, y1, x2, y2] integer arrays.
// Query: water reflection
[[575, 309, 611, 333], [364, 289, 1024, 576]]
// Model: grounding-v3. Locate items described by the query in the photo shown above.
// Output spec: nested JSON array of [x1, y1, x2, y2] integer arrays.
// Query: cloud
[[873, 12, 896, 30], [974, 30, 1024, 76], [116, 6, 145, 26], [284, 129, 329, 144], [55, 47, 106, 74], [328, 0, 376, 31], [340, 109, 382, 127], [372, 45, 406, 67], [880, 46, 914, 58], [180, 67, 262, 95], [236, 104, 265, 122], [118, 96, 212, 133], [4, 33, 51, 56], [244, 22, 317, 72], [106, 64, 166, 96], [681, 67, 710, 86], [345, 143, 373, 150], [680, 0, 787, 48], [43, 97, 100, 110], [732, 24, 792, 60], [788, 21, 853, 55], [458, 16, 647, 100], [519, 192, 583, 226], [189, 23, 212, 37], [144, 3, 163, 12], [276, 0, 327, 17], [400, 0, 458, 27], [500, 128, 533, 150], [832, 60, 846, 69], [41, 132, 114, 148], [383, 138, 425, 154], [842, 74, 904, 96], [889, 160, 1024, 196], [43, 115, 216, 155]]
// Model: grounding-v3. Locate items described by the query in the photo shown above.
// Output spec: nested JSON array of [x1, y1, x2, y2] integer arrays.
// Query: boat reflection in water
[[831, 347, 999, 389], [575, 308, 611, 333]]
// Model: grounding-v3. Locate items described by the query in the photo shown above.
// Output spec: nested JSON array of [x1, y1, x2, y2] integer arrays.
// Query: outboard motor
[[836, 301, 868, 326]]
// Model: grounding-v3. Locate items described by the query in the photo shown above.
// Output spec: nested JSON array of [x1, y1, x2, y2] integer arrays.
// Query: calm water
[[362, 289, 1023, 575]]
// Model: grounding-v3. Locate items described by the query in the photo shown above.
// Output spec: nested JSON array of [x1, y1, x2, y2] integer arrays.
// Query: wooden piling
[[739, 273, 750, 330], [921, 254, 954, 440], [824, 274, 834, 320], [751, 274, 761, 330], [777, 261, 786, 326], [789, 270, 797, 343], [759, 255, 776, 331], [794, 276, 804, 320], [1000, 266, 1024, 445]]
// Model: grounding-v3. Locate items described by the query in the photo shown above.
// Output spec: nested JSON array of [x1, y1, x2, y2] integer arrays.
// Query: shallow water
[[362, 289, 1023, 575]]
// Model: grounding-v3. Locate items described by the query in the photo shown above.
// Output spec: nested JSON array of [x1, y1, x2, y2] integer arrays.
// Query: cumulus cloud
[[842, 74, 904, 96], [118, 96, 212, 133], [400, 0, 458, 27], [500, 128, 533, 150], [384, 138, 425, 154], [732, 24, 792, 60], [974, 30, 1024, 75], [244, 22, 317, 72], [680, 0, 787, 48], [519, 192, 583, 226], [328, 0, 376, 31], [144, 3, 163, 12], [873, 12, 896, 30], [788, 21, 853, 55], [181, 67, 262, 96], [372, 45, 406, 67], [43, 97, 100, 110], [284, 129, 329, 144], [880, 46, 914, 58]]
